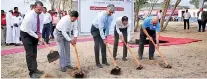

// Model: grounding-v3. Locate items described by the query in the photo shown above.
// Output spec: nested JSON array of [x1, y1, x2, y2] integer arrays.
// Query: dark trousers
[[113, 26, 127, 58], [42, 23, 50, 43], [184, 19, 190, 29], [198, 20, 206, 32], [20, 31, 38, 76], [91, 25, 107, 64], [51, 25, 55, 38], [138, 27, 156, 58]]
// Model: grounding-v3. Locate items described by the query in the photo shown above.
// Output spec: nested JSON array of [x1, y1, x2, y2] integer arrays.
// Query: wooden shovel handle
[[73, 45, 81, 71], [105, 44, 118, 66], [120, 37, 142, 66], [39, 38, 52, 51], [149, 38, 169, 65]]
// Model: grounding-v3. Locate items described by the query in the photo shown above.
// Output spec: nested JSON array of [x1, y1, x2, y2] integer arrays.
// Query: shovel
[[40, 38, 60, 63], [105, 43, 121, 75], [120, 37, 143, 70], [148, 38, 172, 68], [71, 44, 85, 78]]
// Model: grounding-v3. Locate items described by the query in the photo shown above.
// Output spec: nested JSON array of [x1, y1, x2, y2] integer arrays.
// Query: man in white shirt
[[12, 12, 23, 46], [183, 9, 191, 30], [42, 7, 52, 44], [90, 4, 114, 68], [197, 8, 207, 32], [53, 11, 79, 72], [158, 10, 162, 22], [113, 16, 129, 61], [20, 1, 44, 78]]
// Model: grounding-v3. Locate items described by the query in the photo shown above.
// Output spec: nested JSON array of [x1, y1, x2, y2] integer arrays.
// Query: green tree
[[190, 0, 199, 8], [134, 0, 148, 31]]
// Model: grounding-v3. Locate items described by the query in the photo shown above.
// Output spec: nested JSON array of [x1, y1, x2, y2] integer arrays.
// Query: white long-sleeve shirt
[[43, 12, 52, 24], [92, 11, 113, 39], [55, 15, 79, 41], [115, 16, 129, 35], [20, 10, 44, 38]]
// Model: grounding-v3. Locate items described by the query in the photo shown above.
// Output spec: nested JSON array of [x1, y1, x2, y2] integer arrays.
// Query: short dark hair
[[186, 9, 188, 12], [1, 10, 4, 13], [54, 12, 57, 14], [122, 16, 128, 21], [34, 1, 43, 7], [69, 11, 79, 17], [30, 4, 34, 8], [160, 10, 162, 12], [14, 7, 18, 10], [43, 7, 47, 11]]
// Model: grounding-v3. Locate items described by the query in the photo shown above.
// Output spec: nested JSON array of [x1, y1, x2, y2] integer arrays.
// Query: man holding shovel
[[113, 16, 129, 61], [20, 1, 44, 78], [138, 16, 160, 60], [53, 11, 79, 72], [90, 4, 115, 68]]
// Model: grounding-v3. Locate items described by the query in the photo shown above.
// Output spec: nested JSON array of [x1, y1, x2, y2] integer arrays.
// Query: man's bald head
[[152, 16, 159, 26]]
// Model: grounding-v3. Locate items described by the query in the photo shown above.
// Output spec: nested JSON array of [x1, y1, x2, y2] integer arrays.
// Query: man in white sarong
[[6, 10, 14, 45], [12, 12, 23, 46]]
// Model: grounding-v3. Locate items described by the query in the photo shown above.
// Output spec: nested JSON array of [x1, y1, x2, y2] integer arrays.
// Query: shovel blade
[[47, 50, 60, 63], [74, 72, 84, 78], [136, 64, 143, 70], [110, 66, 121, 75]]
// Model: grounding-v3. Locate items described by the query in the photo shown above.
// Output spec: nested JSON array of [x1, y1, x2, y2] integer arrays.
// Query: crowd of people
[[1, 4, 69, 46], [182, 8, 207, 31]]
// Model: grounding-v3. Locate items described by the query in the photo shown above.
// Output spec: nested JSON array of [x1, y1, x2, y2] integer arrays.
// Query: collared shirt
[[183, 12, 191, 19], [198, 11, 203, 20], [142, 16, 160, 32], [20, 10, 44, 38], [43, 12, 52, 24], [92, 11, 113, 39], [115, 16, 129, 35], [55, 15, 78, 41]]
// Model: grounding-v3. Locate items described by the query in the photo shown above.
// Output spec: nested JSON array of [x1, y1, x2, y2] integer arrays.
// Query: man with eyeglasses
[[138, 16, 160, 60], [90, 4, 115, 68]]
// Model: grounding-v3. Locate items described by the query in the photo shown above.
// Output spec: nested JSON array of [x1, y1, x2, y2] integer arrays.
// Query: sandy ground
[[1, 22, 207, 78]]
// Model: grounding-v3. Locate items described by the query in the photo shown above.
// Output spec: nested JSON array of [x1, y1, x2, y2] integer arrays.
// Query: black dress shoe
[[96, 64, 103, 68], [34, 69, 44, 74], [113, 57, 117, 60], [61, 67, 67, 72], [66, 65, 75, 69], [103, 62, 110, 66], [30, 73, 42, 78], [122, 57, 128, 61], [149, 57, 154, 60], [139, 57, 142, 60]]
